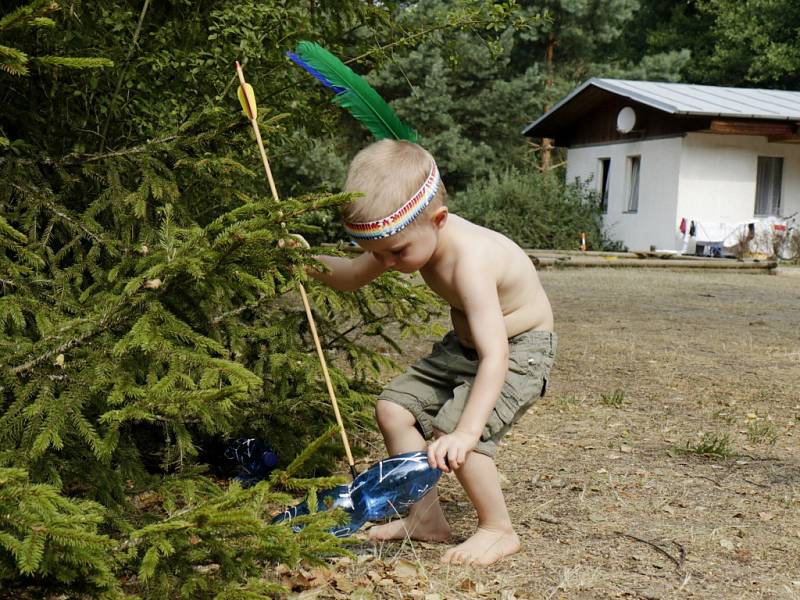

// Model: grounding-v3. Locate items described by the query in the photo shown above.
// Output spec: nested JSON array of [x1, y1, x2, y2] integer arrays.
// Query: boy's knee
[[375, 399, 416, 431]]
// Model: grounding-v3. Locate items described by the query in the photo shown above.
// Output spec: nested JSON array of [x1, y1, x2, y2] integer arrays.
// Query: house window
[[625, 155, 641, 213], [754, 156, 783, 216], [598, 158, 610, 213]]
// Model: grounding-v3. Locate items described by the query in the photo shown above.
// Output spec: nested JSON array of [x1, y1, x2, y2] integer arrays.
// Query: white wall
[[565, 133, 800, 251], [676, 132, 800, 228], [566, 137, 683, 250]]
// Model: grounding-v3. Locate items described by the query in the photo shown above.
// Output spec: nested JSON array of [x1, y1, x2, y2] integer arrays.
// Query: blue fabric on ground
[[272, 451, 442, 537]]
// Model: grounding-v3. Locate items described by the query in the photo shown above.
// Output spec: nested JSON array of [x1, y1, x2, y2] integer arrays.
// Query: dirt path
[[293, 268, 800, 599]]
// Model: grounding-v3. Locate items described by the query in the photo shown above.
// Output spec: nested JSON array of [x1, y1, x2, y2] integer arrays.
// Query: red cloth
[[679, 217, 687, 234]]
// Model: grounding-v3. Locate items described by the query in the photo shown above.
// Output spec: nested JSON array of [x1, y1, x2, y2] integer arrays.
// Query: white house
[[522, 79, 800, 255]]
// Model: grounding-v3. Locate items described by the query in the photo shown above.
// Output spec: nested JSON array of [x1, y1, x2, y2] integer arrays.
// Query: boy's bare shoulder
[[448, 215, 528, 269]]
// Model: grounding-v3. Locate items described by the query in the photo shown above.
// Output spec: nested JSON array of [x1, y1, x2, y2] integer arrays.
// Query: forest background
[[2, 0, 799, 597]]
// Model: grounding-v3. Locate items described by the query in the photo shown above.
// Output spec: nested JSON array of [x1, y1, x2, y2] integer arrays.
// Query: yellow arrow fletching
[[237, 82, 257, 120]]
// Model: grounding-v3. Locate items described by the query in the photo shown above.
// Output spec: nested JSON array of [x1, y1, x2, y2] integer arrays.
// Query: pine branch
[[0, 44, 29, 76], [45, 201, 103, 242], [33, 56, 114, 69], [10, 300, 126, 375], [271, 425, 339, 484], [59, 134, 182, 165], [0, 1, 58, 32]]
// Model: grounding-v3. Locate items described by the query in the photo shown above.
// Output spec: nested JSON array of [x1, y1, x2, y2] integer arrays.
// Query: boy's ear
[[431, 206, 448, 229]]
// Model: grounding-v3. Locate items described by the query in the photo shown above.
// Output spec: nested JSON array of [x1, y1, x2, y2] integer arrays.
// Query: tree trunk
[[541, 30, 556, 172]]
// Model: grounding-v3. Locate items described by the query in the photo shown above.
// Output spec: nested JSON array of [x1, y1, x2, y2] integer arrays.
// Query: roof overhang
[[522, 78, 800, 142]]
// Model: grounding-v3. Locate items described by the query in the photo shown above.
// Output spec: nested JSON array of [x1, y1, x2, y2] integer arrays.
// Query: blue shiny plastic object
[[272, 451, 442, 537], [224, 438, 279, 487]]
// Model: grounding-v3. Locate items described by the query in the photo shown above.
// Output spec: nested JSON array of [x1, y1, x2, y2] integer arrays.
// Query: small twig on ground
[[614, 531, 685, 570], [630, 569, 668, 579], [686, 473, 724, 487], [532, 498, 555, 513], [742, 478, 769, 488]]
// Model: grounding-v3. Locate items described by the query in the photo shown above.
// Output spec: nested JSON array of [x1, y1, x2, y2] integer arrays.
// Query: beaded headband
[[344, 161, 441, 240]]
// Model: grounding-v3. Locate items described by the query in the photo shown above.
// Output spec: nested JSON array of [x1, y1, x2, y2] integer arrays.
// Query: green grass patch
[[600, 389, 625, 408], [684, 433, 734, 458], [557, 395, 583, 408], [746, 420, 778, 445]]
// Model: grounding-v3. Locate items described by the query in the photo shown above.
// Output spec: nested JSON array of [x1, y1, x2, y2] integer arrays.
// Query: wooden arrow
[[235, 61, 358, 479]]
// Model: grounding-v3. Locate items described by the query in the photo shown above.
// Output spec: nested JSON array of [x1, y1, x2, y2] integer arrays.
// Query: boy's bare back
[[417, 214, 553, 346]]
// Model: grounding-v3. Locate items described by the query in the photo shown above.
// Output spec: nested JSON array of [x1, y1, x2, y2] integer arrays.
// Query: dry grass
[[294, 268, 800, 599]]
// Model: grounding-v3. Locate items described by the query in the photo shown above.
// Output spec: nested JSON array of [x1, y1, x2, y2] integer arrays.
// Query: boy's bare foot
[[440, 526, 520, 566], [368, 514, 451, 542]]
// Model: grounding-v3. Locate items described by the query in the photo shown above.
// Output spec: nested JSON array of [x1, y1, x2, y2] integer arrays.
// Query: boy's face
[[358, 207, 447, 273]]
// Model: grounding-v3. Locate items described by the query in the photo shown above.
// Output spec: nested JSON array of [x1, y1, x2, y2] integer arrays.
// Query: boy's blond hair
[[343, 140, 446, 225]]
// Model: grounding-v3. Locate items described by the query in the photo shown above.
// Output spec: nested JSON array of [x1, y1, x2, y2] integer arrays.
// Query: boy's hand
[[427, 430, 479, 473], [278, 233, 310, 249]]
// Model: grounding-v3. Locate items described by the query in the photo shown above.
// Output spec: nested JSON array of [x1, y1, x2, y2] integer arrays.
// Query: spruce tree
[[1, 1, 441, 596]]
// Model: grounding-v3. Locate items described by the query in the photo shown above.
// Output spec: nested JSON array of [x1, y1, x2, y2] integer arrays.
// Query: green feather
[[291, 41, 417, 142]]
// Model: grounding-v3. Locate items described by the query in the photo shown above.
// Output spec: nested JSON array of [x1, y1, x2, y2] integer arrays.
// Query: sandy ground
[[287, 267, 800, 600]]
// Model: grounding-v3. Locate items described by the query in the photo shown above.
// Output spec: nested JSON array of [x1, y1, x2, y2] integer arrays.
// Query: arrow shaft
[[234, 61, 357, 477]]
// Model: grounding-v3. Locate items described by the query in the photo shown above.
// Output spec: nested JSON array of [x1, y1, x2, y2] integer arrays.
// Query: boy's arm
[[309, 251, 388, 292], [427, 258, 509, 472]]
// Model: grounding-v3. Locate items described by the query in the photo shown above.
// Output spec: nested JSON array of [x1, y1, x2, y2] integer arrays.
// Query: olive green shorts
[[378, 330, 557, 457]]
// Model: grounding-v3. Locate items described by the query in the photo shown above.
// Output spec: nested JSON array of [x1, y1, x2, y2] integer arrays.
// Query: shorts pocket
[[483, 360, 546, 440], [493, 392, 524, 428]]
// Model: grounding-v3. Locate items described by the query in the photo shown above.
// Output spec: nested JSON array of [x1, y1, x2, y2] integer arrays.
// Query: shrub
[[449, 168, 625, 251]]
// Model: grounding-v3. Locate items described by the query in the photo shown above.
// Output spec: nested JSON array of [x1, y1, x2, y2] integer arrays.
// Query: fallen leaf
[[390, 558, 421, 581], [333, 574, 355, 593], [458, 578, 477, 592], [311, 566, 335, 586], [131, 490, 162, 511]]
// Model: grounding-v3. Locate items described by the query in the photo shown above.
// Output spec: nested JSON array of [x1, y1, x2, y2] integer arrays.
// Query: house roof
[[522, 78, 800, 136]]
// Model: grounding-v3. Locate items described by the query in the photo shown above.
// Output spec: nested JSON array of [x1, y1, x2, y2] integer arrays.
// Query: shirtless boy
[[308, 139, 556, 566]]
